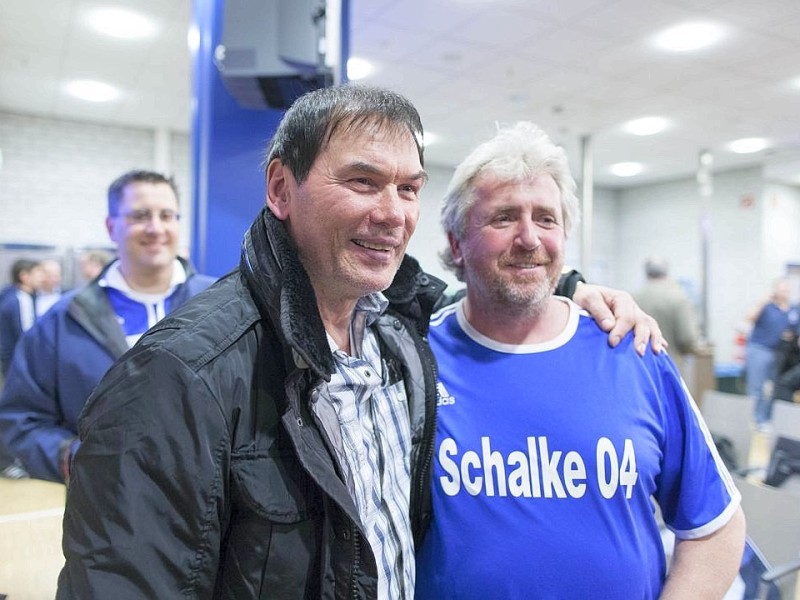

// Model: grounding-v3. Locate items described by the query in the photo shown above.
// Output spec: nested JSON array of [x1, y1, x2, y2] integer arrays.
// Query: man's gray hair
[[440, 121, 580, 280]]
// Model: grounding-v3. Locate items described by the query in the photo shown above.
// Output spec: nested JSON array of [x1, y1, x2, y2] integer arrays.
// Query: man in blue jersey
[[0, 170, 216, 483], [415, 122, 746, 599]]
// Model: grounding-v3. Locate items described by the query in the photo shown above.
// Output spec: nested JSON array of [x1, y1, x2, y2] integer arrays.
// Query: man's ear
[[447, 231, 464, 267], [266, 158, 292, 221], [105, 216, 117, 242]]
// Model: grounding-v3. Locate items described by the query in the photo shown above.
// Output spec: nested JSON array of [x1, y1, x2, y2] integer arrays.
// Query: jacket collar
[[241, 208, 333, 380], [240, 208, 447, 380]]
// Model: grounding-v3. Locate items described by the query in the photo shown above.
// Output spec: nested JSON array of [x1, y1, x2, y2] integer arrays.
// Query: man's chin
[[140, 256, 176, 270], [348, 271, 398, 296], [497, 278, 556, 305]]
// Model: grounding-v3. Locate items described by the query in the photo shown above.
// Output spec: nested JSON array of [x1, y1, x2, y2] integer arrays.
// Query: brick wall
[[0, 111, 191, 248]]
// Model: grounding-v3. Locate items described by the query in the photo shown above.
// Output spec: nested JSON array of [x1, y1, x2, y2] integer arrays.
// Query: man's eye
[[536, 216, 559, 228], [399, 184, 419, 196]]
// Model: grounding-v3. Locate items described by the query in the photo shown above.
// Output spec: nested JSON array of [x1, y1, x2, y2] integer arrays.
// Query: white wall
[[574, 187, 619, 285], [763, 183, 800, 278], [0, 111, 191, 249], [405, 163, 459, 293]]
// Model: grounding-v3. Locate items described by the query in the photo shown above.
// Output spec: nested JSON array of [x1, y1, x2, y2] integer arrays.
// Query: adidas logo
[[437, 382, 456, 407]]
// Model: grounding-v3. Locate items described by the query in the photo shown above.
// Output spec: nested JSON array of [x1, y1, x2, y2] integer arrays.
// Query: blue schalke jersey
[[415, 299, 740, 600]]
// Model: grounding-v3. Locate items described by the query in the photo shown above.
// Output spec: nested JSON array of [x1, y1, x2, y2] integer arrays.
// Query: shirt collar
[[326, 291, 389, 356], [99, 259, 187, 301]]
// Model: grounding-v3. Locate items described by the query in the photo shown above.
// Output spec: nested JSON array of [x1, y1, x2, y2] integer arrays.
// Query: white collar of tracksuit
[[99, 259, 187, 304]]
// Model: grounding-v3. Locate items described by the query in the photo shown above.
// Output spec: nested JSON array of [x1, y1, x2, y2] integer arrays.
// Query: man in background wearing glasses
[[0, 170, 216, 483]]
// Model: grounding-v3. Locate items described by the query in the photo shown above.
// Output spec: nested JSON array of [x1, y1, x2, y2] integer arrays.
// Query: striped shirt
[[324, 292, 414, 599]]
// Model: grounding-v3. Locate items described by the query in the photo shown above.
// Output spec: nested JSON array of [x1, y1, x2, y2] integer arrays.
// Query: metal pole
[[697, 149, 713, 342], [580, 135, 594, 278]]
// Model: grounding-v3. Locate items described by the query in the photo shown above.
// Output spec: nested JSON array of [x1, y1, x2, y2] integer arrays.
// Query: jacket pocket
[[223, 455, 323, 598], [230, 453, 318, 523]]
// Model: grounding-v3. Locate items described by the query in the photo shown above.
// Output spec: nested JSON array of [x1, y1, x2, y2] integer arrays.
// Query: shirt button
[[364, 370, 371, 377]]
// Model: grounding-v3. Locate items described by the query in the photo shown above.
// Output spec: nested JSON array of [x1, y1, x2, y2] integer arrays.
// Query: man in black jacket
[[58, 85, 660, 599]]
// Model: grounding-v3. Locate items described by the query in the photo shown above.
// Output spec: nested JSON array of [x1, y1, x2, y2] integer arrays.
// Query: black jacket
[[58, 209, 446, 599]]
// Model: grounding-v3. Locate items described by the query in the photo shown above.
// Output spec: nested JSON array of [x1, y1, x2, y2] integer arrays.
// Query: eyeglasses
[[119, 209, 180, 225]]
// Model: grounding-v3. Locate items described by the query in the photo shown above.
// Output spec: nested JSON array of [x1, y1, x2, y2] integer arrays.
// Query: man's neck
[[319, 298, 359, 356], [118, 263, 176, 294], [463, 295, 569, 345]]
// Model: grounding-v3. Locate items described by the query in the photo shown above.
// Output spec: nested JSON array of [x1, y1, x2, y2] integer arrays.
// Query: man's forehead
[[318, 132, 423, 180], [121, 181, 177, 204], [326, 120, 419, 152], [476, 172, 559, 195]]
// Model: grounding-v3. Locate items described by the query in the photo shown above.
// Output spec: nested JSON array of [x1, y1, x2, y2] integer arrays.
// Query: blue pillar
[[190, 0, 284, 277], [190, 0, 350, 277]]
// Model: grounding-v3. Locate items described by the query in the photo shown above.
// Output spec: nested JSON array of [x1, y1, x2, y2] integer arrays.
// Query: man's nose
[[373, 187, 405, 226], [515, 218, 541, 250], [143, 213, 167, 232]]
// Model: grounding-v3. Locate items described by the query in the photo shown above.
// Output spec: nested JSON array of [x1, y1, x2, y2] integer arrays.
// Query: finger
[[608, 312, 635, 349], [649, 317, 667, 354], [573, 284, 616, 332], [588, 298, 616, 334], [631, 314, 666, 356]]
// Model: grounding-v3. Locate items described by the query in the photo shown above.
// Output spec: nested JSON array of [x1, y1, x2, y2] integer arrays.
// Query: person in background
[[0, 258, 42, 479], [745, 277, 799, 429], [0, 170, 216, 483], [56, 86, 661, 599], [78, 249, 114, 283], [0, 259, 41, 377], [415, 121, 745, 599], [35, 258, 63, 316], [633, 255, 699, 379]]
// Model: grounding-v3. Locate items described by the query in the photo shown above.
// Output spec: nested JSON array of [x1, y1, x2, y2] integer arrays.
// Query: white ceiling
[[1, 0, 800, 188]]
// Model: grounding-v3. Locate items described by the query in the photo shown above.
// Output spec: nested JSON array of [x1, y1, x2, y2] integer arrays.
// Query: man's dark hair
[[11, 259, 39, 285], [107, 170, 179, 217], [644, 256, 669, 279], [265, 85, 425, 183]]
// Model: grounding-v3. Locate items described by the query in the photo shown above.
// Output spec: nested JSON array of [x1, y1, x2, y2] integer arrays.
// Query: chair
[[772, 401, 800, 441], [735, 475, 800, 598], [701, 390, 754, 472], [765, 401, 800, 491]]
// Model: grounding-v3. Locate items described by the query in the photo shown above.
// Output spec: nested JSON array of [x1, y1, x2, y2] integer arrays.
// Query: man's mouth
[[353, 239, 395, 252]]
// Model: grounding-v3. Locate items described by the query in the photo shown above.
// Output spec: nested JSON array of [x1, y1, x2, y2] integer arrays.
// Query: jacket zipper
[[350, 526, 362, 599], [415, 338, 438, 521]]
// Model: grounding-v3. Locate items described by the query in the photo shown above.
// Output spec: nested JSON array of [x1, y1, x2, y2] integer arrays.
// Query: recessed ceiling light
[[610, 162, 644, 177], [623, 116, 669, 136], [726, 137, 769, 154], [653, 22, 724, 52], [790, 76, 800, 90], [86, 7, 157, 40], [64, 79, 120, 103], [347, 57, 374, 81]]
